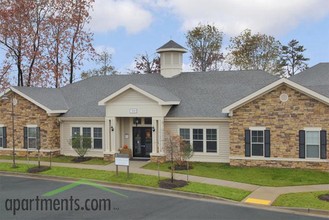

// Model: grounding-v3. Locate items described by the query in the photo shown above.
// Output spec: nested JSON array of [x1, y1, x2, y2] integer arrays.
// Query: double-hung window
[[305, 131, 320, 158], [93, 128, 103, 149], [251, 130, 264, 156], [0, 127, 6, 148], [179, 128, 190, 146], [24, 126, 40, 149], [193, 129, 203, 152], [206, 129, 217, 152]]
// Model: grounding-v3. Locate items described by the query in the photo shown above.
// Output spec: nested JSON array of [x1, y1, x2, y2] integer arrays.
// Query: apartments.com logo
[[4, 179, 127, 215]]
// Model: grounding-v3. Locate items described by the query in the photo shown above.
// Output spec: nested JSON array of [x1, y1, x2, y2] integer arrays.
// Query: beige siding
[[106, 89, 168, 117], [60, 121, 105, 157], [165, 121, 230, 163]]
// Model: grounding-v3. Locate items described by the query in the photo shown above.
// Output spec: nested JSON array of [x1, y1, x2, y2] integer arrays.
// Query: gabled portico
[[98, 84, 180, 161]]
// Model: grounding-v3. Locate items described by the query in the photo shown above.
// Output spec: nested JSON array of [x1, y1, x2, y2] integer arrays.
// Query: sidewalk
[[1, 159, 328, 206]]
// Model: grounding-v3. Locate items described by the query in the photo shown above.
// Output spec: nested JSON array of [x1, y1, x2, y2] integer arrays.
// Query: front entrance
[[133, 127, 152, 157]]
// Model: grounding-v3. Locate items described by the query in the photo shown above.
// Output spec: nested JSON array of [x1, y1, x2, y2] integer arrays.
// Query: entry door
[[133, 127, 152, 157]]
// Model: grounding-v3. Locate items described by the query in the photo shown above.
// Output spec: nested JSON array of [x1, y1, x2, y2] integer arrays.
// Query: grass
[[0, 155, 111, 165], [0, 162, 250, 201], [175, 182, 250, 201], [143, 162, 329, 187], [272, 191, 329, 211]]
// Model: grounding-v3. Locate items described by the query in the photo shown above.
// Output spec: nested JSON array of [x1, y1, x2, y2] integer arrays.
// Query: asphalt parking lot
[[0, 175, 326, 220]]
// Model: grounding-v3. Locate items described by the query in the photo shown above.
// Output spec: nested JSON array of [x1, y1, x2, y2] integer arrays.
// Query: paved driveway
[[0, 175, 326, 220]]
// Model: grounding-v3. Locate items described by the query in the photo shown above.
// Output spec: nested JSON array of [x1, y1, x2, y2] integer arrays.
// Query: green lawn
[[143, 162, 329, 187], [0, 155, 111, 165], [273, 191, 329, 211], [175, 182, 250, 201], [0, 162, 250, 201]]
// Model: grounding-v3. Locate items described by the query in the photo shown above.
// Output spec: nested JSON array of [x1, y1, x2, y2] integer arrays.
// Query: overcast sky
[[85, 0, 329, 74]]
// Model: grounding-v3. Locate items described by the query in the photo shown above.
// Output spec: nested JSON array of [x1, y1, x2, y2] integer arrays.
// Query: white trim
[[8, 87, 67, 114], [222, 78, 329, 116], [0, 124, 4, 127], [304, 127, 322, 131], [230, 156, 329, 163], [98, 84, 180, 106], [156, 48, 187, 53], [164, 117, 229, 122], [58, 117, 105, 122], [26, 124, 38, 128], [305, 130, 321, 159], [249, 126, 266, 130]]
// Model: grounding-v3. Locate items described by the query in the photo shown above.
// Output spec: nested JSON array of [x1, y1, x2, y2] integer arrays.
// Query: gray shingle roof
[[290, 63, 329, 97], [13, 86, 68, 111], [59, 70, 278, 118], [156, 40, 186, 51], [133, 84, 180, 103]]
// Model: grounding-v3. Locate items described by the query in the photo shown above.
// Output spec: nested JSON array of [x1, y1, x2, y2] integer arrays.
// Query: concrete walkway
[[1, 159, 329, 206]]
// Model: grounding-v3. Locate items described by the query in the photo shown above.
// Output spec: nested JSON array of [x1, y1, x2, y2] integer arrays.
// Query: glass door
[[133, 127, 152, 157]]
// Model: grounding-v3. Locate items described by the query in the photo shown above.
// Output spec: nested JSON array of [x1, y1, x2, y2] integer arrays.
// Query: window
[[24, 127, 40, 149], [251, 130, 264, 156], [193, 129, 203, 152], [206, 129, 217, 152], [71, 126, 103, 150], [144, 117, 152, 125], [93, 128, 103, 149], [0, 127, 6, 148], [180, 128, 218, 153], [305, 131, 320, 158]]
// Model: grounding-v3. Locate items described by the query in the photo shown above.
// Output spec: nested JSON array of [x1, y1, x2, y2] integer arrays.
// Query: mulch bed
[[318, 194, 329, 202], [159, 179, 188, 189], [27, 166, 50, 173], [71, 157, 92, 163]]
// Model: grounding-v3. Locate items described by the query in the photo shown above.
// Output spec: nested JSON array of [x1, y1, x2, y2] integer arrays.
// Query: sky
[[85, 0, 329, 74]]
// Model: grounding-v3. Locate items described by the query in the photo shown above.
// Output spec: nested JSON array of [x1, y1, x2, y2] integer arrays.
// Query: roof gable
[[222, 78, 329, 116], [98, 84, 181, 106]]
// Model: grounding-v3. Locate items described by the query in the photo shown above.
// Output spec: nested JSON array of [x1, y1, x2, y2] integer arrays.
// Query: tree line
[[0, 2, 310, 90]]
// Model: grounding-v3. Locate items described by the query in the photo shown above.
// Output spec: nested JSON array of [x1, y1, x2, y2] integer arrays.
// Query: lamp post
[[1, 90, 17, 168]]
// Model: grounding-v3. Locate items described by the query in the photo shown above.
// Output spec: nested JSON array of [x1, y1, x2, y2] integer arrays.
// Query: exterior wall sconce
[[134, 117, 139, 127], [152, 126, 155, 132], [111, 126, 114, 132]]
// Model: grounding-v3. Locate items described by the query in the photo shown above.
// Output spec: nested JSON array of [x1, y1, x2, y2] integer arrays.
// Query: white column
[[109, 117, 116, 153], [159, 117, 165, 154], [104, 118, 110, 153], [152, 118, 158, 154]]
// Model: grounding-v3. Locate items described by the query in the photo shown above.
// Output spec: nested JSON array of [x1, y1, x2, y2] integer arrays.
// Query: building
[[0, 40, 328, 170]]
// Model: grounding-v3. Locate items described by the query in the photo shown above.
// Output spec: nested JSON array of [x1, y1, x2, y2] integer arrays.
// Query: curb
[[1, 171, 329, 218]]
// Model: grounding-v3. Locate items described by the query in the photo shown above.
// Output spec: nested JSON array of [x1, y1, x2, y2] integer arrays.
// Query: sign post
[[115, 154, 130, 178]]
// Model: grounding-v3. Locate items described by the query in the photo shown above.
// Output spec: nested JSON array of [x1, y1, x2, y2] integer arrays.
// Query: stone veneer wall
[[230, 85, 329, 170], [0, 92, 60, 155]]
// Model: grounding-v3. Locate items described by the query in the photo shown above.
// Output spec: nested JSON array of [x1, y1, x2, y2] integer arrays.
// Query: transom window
[[251, 130, 264, 156], [179, 128, 218, 153], [305, 131, 320, 158]]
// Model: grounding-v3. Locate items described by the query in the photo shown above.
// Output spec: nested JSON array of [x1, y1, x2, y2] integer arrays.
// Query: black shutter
[[3, 127, 7, 148], [245, 129, 251, 157], [299, 130, 305, 159], [24, 127, 28, 149], [320, 130, 327, 159], [36, 127, 41, 150], [264, 129, 270, 157]]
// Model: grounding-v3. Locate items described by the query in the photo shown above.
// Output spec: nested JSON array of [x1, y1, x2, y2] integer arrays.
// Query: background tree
[[186, 24, 223, 72], [0, 63, 11, 92], [81, 49, 116, 79], [130, 52, 160, 74], [278, 39, 309, 77], [227, 29, 281, 74], [0, 0, 95, 88]]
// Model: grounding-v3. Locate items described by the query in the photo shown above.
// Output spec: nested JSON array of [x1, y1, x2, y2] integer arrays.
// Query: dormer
[[156, 40, 187, 78]]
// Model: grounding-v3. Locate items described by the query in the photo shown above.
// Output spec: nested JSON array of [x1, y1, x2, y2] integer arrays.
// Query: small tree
[[181, 141, 193, 182], [69, 135, 91, 158], [164, 131, 193, 183]]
